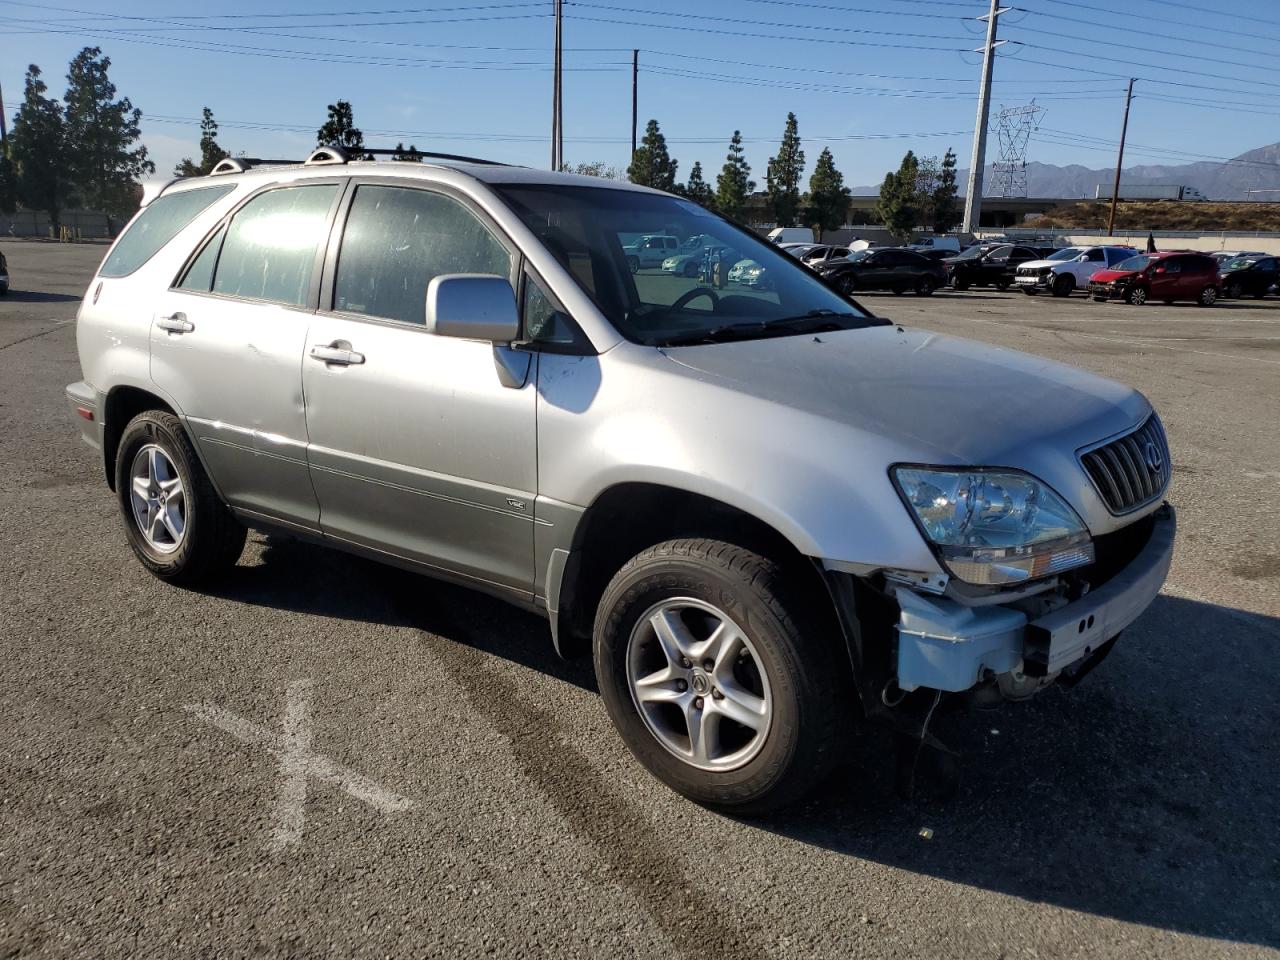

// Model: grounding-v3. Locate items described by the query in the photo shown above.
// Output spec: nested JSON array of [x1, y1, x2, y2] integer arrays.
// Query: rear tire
[[994, 281, 1010, 291], [115, 410, 246, 586], [952, 279, 970, 291], [1197, 285, 1217, 307], [627, 256, 640, 274], [593, 539, 850, 814], [1022, 287, 1039, 296]]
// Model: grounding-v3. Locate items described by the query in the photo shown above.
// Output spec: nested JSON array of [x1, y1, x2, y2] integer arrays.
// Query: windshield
[[954, 244, 988, 260], [1047, 247, 1082, 261], [493, 184, 880, 346], [1223, 257, 1258, 269], [1115, 255, 1155, 272]]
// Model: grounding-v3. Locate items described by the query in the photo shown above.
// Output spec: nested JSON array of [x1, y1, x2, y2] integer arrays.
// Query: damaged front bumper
[[890, 504, 1175, 694]]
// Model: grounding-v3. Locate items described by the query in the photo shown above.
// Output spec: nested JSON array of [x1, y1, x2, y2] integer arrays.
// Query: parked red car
[[1088, 251, 1220, 306]]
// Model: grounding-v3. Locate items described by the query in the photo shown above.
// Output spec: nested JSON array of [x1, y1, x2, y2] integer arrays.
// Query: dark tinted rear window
[[100, 184, 234, 278]]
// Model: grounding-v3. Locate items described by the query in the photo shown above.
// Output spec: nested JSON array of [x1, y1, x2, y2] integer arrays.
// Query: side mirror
[[425, 274, 519, 343]]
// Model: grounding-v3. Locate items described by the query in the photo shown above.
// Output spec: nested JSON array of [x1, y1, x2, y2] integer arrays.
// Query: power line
[[570, 2, 966, 42], [1014, 0, 1280, 47], [1005, 22, 1280, 74], [567, 13, 969, 51], [1013, 39, 1280, 91]]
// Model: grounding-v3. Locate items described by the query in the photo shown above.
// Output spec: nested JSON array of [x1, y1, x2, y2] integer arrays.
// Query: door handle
[[310, 341, 365, 366], [156, 312, 194, 333]]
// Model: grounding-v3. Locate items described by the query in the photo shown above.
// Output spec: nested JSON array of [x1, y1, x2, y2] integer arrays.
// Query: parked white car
[[1014, 245, 1137, 297], [623, 234, 680, 272]]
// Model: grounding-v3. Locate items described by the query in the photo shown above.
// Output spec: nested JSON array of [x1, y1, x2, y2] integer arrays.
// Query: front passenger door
[[302, 182, 537, 594]]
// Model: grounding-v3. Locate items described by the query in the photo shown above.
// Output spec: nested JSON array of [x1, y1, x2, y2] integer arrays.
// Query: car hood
[[1018, 258, 1065, 271], [659, 324, 1149, 468], [1090, 267, 1141, 283]]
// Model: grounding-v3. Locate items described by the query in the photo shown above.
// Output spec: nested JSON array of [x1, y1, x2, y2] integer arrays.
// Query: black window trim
[[169, 177, 348, 312], [515, 259, 597, 356], [315, 175, 521, 335]]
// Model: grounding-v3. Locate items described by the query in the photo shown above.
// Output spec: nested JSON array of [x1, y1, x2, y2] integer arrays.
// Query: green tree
[[803, 147, 849, 241], [174, 107, 228, 177], [317, 100, 369, 157], [0, 149, 17, 215], [391, 142, 420, 161], [931, 148, 960, 233], [9, 64, 70, 229], [683, 160, 714, 208], [715, 130, 755, 222], [562, 160, 624, 179], [766, 112, 804, 227], [63, 47, 154, 224], [627, 119, 678, 191], [875, 150, 919, 242]]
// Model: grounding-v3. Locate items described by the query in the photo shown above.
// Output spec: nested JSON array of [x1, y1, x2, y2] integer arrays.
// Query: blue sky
[[3, 0, 1279, 189]]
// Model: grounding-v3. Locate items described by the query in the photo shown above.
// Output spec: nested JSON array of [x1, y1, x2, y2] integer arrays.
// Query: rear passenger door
[[301, 180, 537, 594], [151, 180, 344, 528]]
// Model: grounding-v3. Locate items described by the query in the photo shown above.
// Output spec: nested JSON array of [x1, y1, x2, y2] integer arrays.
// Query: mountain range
[[850, 142, 1280, 200]]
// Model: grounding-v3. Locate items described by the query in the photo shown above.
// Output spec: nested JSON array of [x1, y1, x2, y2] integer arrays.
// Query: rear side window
[[99, 184, 233, 278], [213, 184, 338, 307], [177, 224, 224, 292], [333, 185, 512, 326]]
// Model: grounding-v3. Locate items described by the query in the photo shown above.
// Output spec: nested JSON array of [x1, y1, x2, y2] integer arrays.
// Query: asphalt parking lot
[[1, 239, 1277, 959]]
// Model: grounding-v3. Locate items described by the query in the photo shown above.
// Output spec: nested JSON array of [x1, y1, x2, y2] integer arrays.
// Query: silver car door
[[302, 180, 537, 594], [150, 180, 343, 528]]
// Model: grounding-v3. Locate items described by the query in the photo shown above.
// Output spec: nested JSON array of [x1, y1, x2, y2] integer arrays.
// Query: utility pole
[[551, 0, 563, 170], [1107, 78, 1136, 237], [0, 81, 6, 141], [631, 49, 638, 159], [962, 0, 1009, 234]]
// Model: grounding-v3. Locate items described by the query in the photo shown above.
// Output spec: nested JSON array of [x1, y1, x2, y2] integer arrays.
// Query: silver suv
[[67, 148, 1176, 812]]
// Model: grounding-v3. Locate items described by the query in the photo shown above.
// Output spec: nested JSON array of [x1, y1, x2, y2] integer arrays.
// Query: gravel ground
[[1, 239, 1277, 959]]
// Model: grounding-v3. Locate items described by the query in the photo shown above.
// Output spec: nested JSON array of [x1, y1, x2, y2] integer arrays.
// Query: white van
[[767, 227, 815, 245], [912, 236, 961, 252]]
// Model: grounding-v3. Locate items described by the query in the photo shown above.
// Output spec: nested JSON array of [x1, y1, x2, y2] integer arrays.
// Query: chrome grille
[[1079, 415, 1170, 514]]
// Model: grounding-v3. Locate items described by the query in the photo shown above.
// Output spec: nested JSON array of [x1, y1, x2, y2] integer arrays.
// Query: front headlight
[[892, 467, 1093, 585]]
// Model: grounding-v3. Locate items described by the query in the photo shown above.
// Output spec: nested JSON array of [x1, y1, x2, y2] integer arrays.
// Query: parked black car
[[1219, 255, 1278, 299], [815, 247, 948, 296], [945, 243, 1055, 291], [0, 249, 8, 295]]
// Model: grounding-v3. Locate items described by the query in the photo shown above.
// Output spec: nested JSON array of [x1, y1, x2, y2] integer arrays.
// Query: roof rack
[[205, 146, 511, 177], [209, 157, 305, 176], [301, 145, 509, 167]]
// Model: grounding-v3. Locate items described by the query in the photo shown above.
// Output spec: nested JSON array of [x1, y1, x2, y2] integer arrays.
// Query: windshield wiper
[[656, 310, 880, 347]]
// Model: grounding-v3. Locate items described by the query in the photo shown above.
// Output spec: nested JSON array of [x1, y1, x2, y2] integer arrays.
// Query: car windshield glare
[[1224, 257, 1258, 269], [1048, 247, 1082, 261], [1116, 255, 1154, 272], [493, 184, 881, 346]]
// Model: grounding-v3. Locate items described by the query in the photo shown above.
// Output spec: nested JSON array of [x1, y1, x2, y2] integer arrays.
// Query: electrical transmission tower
[[991, 102, 1045, 198]]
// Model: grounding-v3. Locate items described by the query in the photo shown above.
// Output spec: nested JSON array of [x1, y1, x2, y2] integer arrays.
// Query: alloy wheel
[[129, 443, 186, 553], [625, 598, 772, 772]]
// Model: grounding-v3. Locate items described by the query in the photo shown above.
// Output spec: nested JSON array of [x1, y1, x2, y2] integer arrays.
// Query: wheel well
[[555, 483, 830, 656], [102, 387, 176, 490]]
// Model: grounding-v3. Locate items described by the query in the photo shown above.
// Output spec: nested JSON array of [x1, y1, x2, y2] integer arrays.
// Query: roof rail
[[208, 157, 304, 176], [360, 147, 509, 166]]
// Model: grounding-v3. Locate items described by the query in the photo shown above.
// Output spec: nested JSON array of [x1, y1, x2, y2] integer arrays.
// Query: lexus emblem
[[1143, 440, 1164, 473]]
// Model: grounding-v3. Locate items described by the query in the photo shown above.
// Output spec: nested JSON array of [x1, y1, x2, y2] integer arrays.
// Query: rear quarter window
[[99, 184, 234, 278]]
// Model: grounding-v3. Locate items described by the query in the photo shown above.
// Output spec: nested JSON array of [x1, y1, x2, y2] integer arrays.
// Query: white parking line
[[185, 679, 414, 852]]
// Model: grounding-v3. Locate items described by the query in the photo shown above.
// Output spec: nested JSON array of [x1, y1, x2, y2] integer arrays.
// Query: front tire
[[1225, 280, 1242, 299], [594, 539, 849, 814], [915, 277, 936, 296], [115, 410, 246, 585], [1052, 275, 1075, 298], [1125, 286, 1148, 305]]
